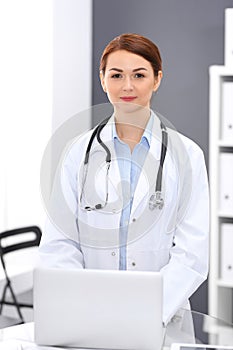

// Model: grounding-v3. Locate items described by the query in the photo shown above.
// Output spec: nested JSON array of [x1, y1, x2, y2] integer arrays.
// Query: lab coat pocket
[[77, 208, 121, 249], [129, 248, 171, 271]]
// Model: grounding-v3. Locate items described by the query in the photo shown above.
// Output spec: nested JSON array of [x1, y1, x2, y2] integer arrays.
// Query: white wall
[[53, 0, 92, 131], [0, 0, 92, 232], [0, 0, 53, 231]]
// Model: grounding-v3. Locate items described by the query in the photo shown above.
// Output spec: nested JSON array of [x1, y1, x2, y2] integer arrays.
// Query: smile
[[120, 96, 137, 102]]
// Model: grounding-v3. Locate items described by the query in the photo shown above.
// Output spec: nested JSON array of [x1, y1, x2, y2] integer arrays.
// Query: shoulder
[[168, 128, 205, 159], [63, 127, 95, 166], [166, 128, 207, 183]]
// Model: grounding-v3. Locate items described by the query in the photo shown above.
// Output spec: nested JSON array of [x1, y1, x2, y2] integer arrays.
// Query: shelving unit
[[208, 64, 233, 324], [208, 10, 233, 331]]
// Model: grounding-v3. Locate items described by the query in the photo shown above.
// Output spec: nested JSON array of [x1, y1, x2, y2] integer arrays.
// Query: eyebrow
[[108, 67, 148, 72]]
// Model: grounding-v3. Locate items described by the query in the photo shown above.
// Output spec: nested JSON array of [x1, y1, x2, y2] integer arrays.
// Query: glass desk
[[164, 309, 233, 347], [0, 309, 233, 349]]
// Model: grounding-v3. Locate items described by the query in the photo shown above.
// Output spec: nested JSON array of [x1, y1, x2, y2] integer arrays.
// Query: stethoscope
[[80, 115, 168, 212]]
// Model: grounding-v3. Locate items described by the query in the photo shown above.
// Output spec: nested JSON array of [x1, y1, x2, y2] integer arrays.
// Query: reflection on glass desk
[[0, 309, 233, 349], [164, 309, 233, 347]]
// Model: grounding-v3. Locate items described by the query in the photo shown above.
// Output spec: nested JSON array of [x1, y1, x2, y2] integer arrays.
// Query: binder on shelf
[[221, 223, 233, 281], [221, 81, 233, 141], [219, 153, 233, 213], [224, 8, 233, 67]]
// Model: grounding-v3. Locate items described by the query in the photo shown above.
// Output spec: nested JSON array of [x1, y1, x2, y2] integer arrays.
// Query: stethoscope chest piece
[[149, 191, 164, 210]]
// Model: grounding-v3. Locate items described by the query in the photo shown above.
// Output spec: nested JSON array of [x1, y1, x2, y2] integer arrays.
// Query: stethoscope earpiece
[[95, 204, 103, 210], [84, 204, 103, 211]]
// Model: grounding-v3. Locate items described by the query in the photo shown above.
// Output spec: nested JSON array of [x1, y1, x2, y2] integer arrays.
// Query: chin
[[113, 101, 149, 115]]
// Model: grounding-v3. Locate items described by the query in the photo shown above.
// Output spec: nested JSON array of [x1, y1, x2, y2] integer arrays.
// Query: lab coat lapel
[[130, 114, 162, 216]]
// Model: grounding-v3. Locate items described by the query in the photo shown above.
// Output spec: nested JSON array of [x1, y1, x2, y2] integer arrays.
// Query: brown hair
[[99, 33, 162, 77]]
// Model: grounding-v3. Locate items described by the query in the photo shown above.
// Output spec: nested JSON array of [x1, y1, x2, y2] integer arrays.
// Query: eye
[[111, 73, 122, 79], [135, 73, 145, 78]]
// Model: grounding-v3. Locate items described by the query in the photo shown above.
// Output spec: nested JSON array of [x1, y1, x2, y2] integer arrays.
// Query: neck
[[114, 108, 151, 151]]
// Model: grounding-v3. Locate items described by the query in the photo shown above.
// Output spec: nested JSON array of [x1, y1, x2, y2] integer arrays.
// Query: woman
[[39, 33, 209, 326]]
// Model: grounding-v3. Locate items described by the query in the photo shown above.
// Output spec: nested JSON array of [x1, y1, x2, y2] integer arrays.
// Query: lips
[[120, 96, 137, 102]]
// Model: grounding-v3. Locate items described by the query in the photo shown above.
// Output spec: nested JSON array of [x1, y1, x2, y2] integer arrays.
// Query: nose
[[122, 76, 133, 91]]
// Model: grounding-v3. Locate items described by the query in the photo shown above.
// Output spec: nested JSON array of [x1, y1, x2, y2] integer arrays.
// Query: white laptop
[[33, 267, 164, 350]]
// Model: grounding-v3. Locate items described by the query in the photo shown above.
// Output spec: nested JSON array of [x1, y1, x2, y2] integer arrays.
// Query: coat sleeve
[[38, 140, 85, 269], [161, 145, 209, 325]]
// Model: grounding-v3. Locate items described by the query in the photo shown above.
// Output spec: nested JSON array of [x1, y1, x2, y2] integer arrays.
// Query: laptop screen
[[34, 267, 164, 350]]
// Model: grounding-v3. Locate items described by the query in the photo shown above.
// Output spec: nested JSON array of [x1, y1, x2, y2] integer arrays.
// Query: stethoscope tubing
[[80, 115, 168, 211]]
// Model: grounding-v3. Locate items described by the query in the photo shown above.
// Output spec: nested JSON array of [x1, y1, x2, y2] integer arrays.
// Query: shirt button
[[132, 262, 136, 266], [111, 252, 116, 256]]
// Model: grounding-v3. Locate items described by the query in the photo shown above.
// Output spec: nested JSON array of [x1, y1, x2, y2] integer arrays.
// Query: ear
[[153, 70, 163, 92], [99, 71, 107, 93]]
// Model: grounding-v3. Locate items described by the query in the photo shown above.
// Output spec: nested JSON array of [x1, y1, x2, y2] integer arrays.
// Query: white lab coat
[[39, 114, 209, 326]]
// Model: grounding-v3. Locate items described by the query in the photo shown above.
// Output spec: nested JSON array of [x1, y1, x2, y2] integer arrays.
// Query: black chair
[[0, 226, 42, 327]]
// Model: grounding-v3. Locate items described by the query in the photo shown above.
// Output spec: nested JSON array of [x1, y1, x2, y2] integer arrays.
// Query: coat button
[[132, 262, 136, 266], [132, 218, 136, 222], [111, 252, 116, 256]]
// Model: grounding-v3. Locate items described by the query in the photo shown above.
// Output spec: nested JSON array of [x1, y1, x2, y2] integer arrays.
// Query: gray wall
[[92, 0, 233, 315]]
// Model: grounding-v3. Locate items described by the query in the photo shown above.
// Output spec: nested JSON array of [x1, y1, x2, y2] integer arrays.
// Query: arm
[[39, 140, 85, 269], [161, 146, 209, 325], [39, 221, 84, 269]]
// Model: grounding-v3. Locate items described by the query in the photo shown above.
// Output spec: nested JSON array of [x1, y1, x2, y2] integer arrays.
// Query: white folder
[[221, 223, 233, 281], [224, 8, 233, 67], [219, 153, 233, 213], [221, 81, 233, 141]]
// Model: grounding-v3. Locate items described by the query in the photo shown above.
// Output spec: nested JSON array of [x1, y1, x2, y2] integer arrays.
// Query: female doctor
[[39, 33, 209, 326]]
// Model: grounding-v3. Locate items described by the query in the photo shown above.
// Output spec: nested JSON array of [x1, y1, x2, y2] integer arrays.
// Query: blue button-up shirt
[[112, 116, 153, 269]]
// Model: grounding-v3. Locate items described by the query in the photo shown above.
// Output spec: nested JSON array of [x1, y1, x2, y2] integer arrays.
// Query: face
[[100, 50, 162, 111]]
